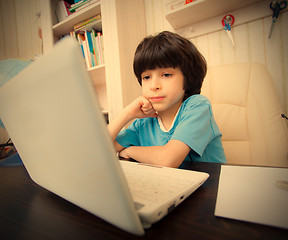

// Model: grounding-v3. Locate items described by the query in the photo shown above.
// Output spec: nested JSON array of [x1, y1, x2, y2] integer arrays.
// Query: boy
[[108, 31, 226, 168]]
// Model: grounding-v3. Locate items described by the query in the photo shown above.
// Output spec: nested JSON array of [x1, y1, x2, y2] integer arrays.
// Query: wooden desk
[[0, 162, 287, 239]]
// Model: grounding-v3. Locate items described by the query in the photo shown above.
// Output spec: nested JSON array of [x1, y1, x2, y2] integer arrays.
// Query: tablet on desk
[[215, 165, 288, 230]]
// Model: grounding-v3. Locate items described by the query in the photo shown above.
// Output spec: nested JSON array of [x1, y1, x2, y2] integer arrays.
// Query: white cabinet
[[41, 0, 146, 122]]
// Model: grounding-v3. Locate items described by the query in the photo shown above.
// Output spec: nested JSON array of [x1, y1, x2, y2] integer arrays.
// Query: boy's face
[[141, 67, 185, 114]]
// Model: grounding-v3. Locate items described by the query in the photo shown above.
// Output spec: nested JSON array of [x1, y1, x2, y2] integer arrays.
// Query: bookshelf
[[52, 3, 101, 36], [165, 0, 262, 29], [40, 0, 146, 122]]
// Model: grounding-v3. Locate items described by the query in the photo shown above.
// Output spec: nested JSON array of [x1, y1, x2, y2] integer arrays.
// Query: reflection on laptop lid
[[0, 37, 209, 235]]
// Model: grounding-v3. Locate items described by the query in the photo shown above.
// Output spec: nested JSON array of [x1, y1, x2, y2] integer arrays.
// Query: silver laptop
[[0, 37, 209, 235]]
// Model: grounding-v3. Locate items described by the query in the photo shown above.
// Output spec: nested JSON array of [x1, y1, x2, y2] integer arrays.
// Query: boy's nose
[[150, 78, 161, 90]]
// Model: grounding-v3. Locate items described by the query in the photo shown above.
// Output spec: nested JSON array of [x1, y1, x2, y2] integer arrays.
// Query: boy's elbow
[[158, 151, 182, 168], [158, 140, 191, 168], [162, 162, 180, 168]]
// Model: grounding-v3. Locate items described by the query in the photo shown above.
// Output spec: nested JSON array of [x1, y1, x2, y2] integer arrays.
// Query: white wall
[[0, 0, 42, 61], [0, 0, 42, 143], [144, 0, 288, 115]]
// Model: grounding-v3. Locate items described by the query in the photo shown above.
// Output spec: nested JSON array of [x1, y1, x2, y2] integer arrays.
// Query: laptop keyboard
[[121, 162, 194, 205]]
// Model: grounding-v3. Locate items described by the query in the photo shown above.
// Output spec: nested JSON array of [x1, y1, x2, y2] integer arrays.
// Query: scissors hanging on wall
[[222, 14, 235, 46], [268, 0, 287, 39]]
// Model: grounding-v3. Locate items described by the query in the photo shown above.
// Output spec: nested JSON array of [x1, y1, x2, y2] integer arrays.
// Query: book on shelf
[[85, 31, 96, 67], [76, 33, 91, 68], [92, 30, 101, 65], [74, 14, 101, 31], [69, 0, 100, 13], [95, 31, 104, 65], [67, 13, 104, 69], [71, 30, 104, 69], [56, 0, 72, 22]]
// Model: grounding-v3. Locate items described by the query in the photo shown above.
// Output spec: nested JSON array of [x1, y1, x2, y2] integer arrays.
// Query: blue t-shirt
[[116, 95, 227, 168]]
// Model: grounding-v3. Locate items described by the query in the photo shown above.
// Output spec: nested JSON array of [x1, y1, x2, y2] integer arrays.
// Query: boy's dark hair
[[133, 31, 207, 99]]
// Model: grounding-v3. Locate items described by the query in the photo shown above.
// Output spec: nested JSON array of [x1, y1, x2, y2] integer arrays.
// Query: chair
[[201, 62, 288, 167]]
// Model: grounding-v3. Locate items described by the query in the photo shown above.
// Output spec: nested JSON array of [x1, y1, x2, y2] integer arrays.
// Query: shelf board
[[53, 2, 101, 36], [89, 64, 106, 85], [165, 0, 262, 29]]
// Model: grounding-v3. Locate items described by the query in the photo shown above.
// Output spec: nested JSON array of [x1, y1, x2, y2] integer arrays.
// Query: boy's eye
[[163, 73, 172, 78], [142, 75, 150, 80]]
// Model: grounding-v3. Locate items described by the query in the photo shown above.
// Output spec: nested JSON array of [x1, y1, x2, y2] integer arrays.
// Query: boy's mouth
[[149, 96, 165, 102]]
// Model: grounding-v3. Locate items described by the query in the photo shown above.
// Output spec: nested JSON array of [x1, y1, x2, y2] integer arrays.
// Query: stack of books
[[55, 0, 100, 22], [70, 14, 104, 69], [69, 0, 100, 13]]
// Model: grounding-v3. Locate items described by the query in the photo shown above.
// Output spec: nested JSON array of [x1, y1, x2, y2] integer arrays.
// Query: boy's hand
[[107, 96, 157, 153], [119, 148, 130, 159], [126, 96, 158, 119]]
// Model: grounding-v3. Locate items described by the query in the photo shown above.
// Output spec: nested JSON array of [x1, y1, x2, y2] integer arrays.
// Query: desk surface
[[0, 162, 287, 240]]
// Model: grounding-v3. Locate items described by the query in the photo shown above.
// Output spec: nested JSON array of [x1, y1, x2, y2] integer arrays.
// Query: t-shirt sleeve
[[115, 120, 140, 148], [171, 100, 216, 157]]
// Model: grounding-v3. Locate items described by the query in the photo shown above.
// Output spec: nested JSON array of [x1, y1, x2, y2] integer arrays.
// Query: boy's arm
[[107, 110, 131, 152], [107, 96, 157, 152], [119, 140, 191, 168]]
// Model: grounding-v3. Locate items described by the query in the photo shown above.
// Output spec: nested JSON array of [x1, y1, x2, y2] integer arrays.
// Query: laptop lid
[[0, 37, 144, 235]]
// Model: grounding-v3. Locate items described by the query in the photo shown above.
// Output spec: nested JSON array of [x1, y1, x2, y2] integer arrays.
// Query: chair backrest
[[201, 63, 288, 167]]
